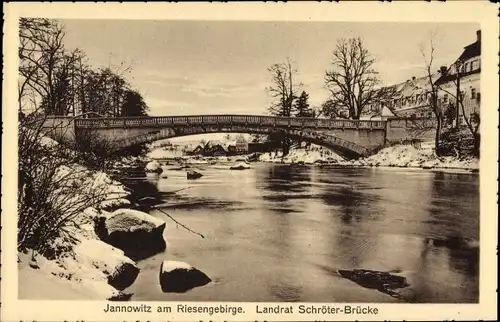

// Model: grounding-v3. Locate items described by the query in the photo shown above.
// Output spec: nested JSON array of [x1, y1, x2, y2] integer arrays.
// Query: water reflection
[[126, 163, 479, 303]]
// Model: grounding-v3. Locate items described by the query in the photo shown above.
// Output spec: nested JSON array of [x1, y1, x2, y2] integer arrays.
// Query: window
[[471, 60, 479, 71], [443, 94, 448, 104], [471, 88, 476, 99], [465, 62, 470, 72]]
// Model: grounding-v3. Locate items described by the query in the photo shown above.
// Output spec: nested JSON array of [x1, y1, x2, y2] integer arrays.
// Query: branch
[[153, 206, 204, 239]]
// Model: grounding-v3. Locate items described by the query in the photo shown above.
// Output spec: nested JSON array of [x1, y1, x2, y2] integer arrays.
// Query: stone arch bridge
[[42, 114, 394, 159]]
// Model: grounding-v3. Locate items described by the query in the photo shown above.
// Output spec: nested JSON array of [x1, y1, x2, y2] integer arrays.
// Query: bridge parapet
[[74, 115, 386, 130]]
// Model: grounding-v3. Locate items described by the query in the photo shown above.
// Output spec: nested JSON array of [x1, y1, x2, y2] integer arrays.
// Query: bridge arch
[[109, 126, 371, 159], [43, 115, 386, 160]]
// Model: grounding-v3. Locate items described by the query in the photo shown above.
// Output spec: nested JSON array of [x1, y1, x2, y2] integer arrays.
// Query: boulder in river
[[74, 239, 140, 291], [187, 170, 203, 180], [145, 160, 163, 174], [159, 261, 211, 293], [96, 209, 167, 261], [229, 162, 251, 170], [338, 269, 409, 298]]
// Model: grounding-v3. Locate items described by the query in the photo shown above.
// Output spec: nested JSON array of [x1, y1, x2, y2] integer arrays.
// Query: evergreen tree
[[294, 91, 312, 117]]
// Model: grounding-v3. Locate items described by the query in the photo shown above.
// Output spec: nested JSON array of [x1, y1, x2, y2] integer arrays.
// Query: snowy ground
[[148, 143, 478, 171], [258, 144, 478, 171], [338, 145, 479, 170], [259, 146, 344, 164], [18, 152, 136, 300]]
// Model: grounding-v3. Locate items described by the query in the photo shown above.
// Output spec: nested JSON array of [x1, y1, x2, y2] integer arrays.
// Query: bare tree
[[266, 59, 301, 117], [416, 35, 445, 154], [266, 59, 302, 155], [324, 38, 384, 119], [18, 114, 124, 256], [436, 58, 480, 155]]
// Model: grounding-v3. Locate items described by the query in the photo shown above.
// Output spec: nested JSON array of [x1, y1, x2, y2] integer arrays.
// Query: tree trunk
[[282, 137, 290, 157], [455, 74, 461, 128], [435, 116, 442, 156], [473, 132, 480, 157]]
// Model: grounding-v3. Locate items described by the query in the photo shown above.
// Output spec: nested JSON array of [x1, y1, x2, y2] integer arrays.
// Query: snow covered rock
[[159, 261, 211, 293], [74, 239, 140, 291], [229, 162, 251, 170], [187, 170, 203, 180], [145, 160, 163, 174], [96, 209, 167, 260]]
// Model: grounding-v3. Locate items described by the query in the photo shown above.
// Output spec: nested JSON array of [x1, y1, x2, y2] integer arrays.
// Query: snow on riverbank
[[258, 144, 478, 170], [18, 208, 131, 300], [259, 147, 344, 164], [338, 145, 478, 170], [18, 160, 138, 300]]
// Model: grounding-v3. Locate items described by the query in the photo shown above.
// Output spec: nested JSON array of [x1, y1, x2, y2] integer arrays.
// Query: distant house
[[191, 145, 205, 155], [203, 140, 229, 156]]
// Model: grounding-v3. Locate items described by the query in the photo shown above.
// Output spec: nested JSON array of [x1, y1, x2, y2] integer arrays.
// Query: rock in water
[[159, 261, 211, 293], [96, 209, 167, 261], [74, 239, 140, 291], [338, 269, 409, 298], [145, 160, 163, 174], [187, 170, 203, 180], [229, 162, 251, 170]]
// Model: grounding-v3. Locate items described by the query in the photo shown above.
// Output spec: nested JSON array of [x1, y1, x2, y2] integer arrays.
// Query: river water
[[123, 163, 479, 303]]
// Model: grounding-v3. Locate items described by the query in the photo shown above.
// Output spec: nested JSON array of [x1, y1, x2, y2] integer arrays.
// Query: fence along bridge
[[45, 114, 389, 159]]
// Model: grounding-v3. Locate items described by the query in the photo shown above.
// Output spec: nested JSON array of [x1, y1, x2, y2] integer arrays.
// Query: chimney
[[476, 30, 481, 43], [439, 66, 447, 75]]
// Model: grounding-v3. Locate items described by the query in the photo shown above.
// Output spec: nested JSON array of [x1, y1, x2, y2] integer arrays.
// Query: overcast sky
[[61, 20, 478, 117]]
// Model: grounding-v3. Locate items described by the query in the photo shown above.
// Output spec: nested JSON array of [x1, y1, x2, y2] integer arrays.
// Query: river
[[121, 163, 479, 303]]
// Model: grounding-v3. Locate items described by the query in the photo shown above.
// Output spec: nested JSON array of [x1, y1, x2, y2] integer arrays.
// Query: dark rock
[[108, 262, 140, 291], [338, 269, 409, 298], [108, 291, 134, 301], [29, 261, 40, 269], [187, 170, 203, 180], [159, 261, 211, 293], [95, 209, 167, 261], [145, 161, 163, 174], [74, 239, 141, 291]]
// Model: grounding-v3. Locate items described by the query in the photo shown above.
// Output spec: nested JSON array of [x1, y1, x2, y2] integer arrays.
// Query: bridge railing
[[74, 115, 386, 130]]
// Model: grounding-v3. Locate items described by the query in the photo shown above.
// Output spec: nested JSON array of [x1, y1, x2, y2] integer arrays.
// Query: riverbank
[[147, 143, 478, 172], [17, 152, 167, 300], [257, 145, 479, 171]]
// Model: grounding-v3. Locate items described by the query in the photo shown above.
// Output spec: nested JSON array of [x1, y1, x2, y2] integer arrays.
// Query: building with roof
[[363, 29, 481, 123], [434, 29, 481, 123], [364, 76, 435, 120]]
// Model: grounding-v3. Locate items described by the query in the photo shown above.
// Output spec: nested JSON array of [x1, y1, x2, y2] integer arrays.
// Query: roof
[[435, 38, 481, 85], [434, 68, 480, 85], [458, 41, 481, 62]]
